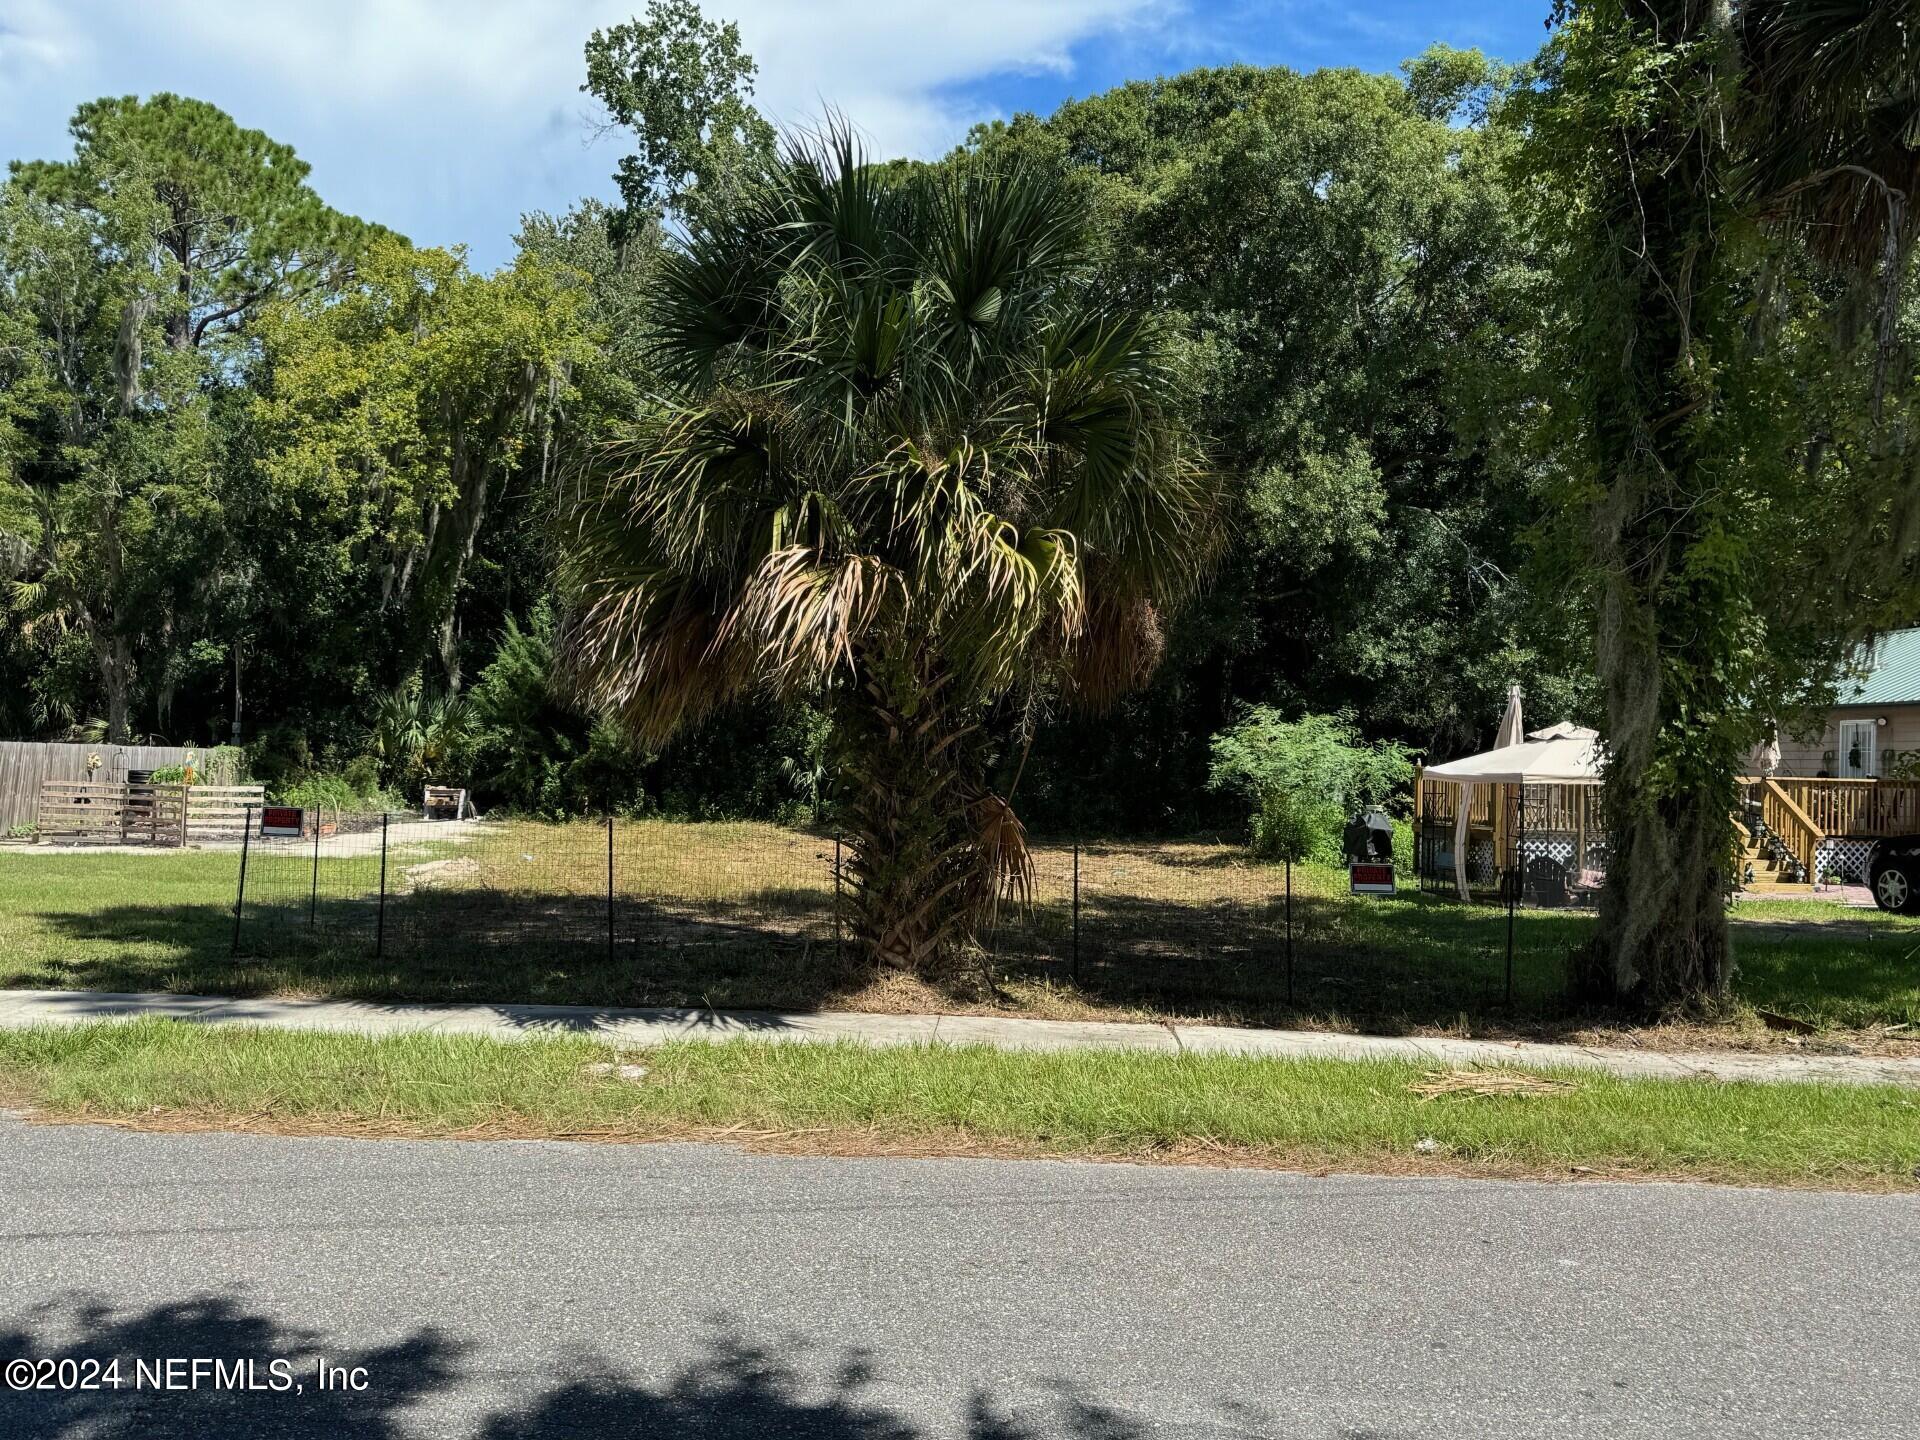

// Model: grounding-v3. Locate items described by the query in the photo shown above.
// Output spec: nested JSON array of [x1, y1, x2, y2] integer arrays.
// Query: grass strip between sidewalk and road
[[1, 1020, 1916, 1190]]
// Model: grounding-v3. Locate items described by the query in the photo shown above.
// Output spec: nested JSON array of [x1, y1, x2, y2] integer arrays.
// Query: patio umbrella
[[1495, 684, 1525, 748], [1453, 685, 1525, 900]]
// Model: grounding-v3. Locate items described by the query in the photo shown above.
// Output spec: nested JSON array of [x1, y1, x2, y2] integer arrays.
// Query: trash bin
[[1343, 809, 1395, 865]]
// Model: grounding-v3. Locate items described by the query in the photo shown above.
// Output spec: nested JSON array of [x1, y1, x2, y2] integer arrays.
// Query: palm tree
[[558, 131, 1218, 970], [372, 678, 473, 789]]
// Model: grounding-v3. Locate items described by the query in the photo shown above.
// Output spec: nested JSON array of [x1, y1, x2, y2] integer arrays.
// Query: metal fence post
[[833, 831, 843, 963], [231, 804, 253, 955], [376, 812, 389, 959], [1505, 865, 1516, 1006], [606, 812, 616, 964], [1286, 855, 1294, 1007], [1507, 788, 1524, 1005], [1071, 837, 1081, 983], [309, 814, 321, 928]]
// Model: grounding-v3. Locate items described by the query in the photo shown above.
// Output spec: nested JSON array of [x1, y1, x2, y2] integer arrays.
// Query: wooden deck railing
[[1757, 779, 1824, 881], [1767, 777, 1920, 838]]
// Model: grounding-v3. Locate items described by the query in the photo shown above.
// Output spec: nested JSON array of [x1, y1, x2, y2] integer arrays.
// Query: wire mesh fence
[[231, 810, 1579, 1021], [233, 812, 840, 973]]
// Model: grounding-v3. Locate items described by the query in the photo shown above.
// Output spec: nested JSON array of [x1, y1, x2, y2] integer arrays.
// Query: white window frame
[[1837, 718, 1878, 778]]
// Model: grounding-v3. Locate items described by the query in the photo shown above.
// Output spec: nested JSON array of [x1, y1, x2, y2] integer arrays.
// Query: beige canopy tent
[[1422, 716, 1604, 901]]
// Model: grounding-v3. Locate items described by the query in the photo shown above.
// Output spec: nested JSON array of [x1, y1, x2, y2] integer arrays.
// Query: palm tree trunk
[[837, 655, 989, 970]]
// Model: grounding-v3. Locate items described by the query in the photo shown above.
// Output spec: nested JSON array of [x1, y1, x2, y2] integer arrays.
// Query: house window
[[1838, 718, 1878, 778]]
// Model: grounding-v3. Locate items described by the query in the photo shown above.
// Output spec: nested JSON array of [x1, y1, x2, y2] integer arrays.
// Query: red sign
[[260, 806, 305, 838], [1349, 862, 1395, 896]]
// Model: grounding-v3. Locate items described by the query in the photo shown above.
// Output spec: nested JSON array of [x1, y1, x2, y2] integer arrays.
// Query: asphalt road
[[0, 1119, 1914, 1438]]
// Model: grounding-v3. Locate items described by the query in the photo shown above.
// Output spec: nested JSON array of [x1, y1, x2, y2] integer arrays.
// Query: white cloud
[[1, 1, 1178, 265]]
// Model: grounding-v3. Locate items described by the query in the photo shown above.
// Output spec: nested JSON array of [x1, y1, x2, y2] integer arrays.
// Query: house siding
[[1778, 704, 1920, 778]]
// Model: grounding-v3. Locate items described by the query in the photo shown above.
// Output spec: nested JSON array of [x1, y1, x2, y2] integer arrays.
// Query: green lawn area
[[1, 1019, 1914, 1190], [2, 825, 1917, 1041]]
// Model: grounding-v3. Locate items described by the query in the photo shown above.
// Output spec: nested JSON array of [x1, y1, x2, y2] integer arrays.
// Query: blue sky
[[2, 1, 1553, 270]]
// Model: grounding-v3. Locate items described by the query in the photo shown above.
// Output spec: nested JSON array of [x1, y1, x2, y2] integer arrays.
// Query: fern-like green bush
[[1208, 709, 1414, 864]]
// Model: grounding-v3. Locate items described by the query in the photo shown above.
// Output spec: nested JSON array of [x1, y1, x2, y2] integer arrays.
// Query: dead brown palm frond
[[1740, 0, 1920, 266], [718, 547, 899, 690], [970, 789, 1034, 920], [558, 577, 744, 749], [1063, 589, 1165, 711], [1409, 1069, 1579, 1100]]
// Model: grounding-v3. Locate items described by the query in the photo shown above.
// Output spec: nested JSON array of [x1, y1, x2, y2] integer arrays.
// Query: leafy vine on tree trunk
[[1521, 0, 1920, 1012]]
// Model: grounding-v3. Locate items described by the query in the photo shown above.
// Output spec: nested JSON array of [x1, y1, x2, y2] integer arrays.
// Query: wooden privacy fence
[[0, 741, 201, 834], [32, 780, 266, 846]]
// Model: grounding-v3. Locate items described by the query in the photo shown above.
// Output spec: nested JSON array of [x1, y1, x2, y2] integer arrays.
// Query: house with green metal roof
[[1779, 627, 1920, 778]]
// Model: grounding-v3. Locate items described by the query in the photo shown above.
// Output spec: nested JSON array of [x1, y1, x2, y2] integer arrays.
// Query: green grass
[[1, 1019, 1915, 1190], [1, 826, 1917, 1037]]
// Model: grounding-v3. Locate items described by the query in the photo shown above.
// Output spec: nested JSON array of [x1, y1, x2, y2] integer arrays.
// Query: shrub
[[275, 770, 403, 815], [1249, 789, 1339, 864], [341, 753, 381, 799], [195, 746, 249, 786], [463, 608, 603, 817], [371, 680, 473, 788], [247, 726, 314, 797], [1208, 708, 1414, 864], [145, 747, 249, 788]]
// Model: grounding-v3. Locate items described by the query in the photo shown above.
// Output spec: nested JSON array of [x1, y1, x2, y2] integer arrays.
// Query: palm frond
[[718, 547, 898, 691], [558, 125, 1213, 747], [1740, 0, 1920, 272], [1063, 586, 1166, 711], [647, 188, 793, 388]]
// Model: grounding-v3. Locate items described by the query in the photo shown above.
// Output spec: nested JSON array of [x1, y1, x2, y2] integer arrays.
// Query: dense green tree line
[[966, 50, 1596, 830], [1, 22, 1586, 830]]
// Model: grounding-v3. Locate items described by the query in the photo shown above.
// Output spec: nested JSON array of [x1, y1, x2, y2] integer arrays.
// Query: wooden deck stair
[[1736, 827, 1814, 896]]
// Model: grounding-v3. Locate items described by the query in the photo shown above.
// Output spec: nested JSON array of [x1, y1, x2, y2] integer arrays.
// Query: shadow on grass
[[0, 1295, 1202, 1439], [1732, 921, 1920, 1028], [988, 887, 1589, 1035], [32, 889, 869, 1013], [31, 883, 1583, 1034], [20, 862, 1920, 1036]]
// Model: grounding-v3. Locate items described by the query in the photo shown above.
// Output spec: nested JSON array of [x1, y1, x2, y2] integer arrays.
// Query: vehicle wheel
[[1871, 863, 1915, 914]]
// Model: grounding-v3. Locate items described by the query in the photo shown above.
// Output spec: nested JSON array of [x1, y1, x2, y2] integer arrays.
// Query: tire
[[1871, 862, 1916, 914]]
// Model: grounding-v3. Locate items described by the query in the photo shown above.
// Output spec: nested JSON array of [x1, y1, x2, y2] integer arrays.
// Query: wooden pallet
[[36, 781, 188, 845], [183, 784, 267, 840]]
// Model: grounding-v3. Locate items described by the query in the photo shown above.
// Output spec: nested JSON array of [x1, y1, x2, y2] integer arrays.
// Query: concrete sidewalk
[[1, 986, 1917, 1088]]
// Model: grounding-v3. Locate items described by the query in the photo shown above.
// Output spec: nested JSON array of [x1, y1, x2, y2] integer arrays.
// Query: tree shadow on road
[[0, 1293, 463, 1438], [0, 1295, 1264, 1438]]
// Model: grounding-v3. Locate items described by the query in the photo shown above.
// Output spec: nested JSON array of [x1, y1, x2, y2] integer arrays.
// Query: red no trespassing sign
[[259, 806, 305, 838], [1349, 862, 1395, 896]]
